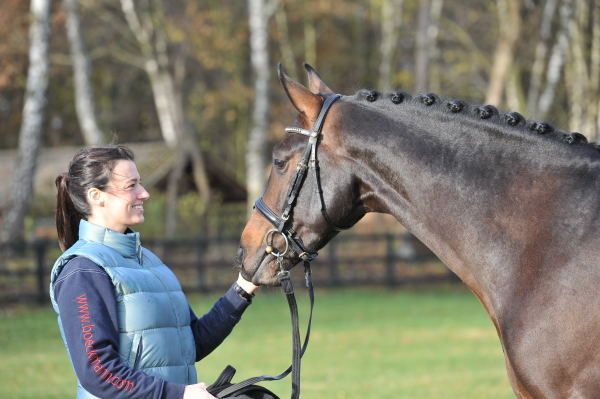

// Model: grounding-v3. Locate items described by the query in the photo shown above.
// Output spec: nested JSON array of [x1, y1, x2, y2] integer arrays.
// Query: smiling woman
[[86, 159, 150, 234], [48, 145, 260, 399]]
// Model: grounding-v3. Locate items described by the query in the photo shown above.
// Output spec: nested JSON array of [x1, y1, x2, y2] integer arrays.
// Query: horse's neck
[[345, 104, 600, 312]]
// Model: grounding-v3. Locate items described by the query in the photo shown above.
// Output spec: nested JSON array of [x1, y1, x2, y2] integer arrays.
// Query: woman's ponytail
[[55, 173, 82, 251]]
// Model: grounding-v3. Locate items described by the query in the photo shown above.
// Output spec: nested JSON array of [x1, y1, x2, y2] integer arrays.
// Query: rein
[[218, 94, 342, 399]]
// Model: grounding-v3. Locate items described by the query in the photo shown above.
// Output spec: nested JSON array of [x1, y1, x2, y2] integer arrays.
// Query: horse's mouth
[[239, 248, 300, 286]]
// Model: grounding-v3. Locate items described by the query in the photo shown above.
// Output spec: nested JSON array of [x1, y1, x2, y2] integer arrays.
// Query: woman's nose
[[139, 185, 150, 200]]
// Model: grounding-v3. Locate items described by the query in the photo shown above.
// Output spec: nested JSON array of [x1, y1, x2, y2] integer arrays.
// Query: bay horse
[[236, 64, 600, 398]]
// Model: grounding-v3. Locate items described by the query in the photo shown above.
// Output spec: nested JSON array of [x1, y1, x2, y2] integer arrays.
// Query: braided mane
[[353, 89, 599, 154]]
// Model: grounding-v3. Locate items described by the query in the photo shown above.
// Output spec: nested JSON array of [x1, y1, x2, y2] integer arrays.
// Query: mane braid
[[353, 89, 600, 154]]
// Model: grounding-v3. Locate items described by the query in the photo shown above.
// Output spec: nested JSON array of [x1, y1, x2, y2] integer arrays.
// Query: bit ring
[[264, 229, 289, 258]]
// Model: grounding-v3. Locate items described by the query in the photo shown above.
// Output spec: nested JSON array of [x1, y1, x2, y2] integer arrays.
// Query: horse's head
[[238, 65, 365, 285]]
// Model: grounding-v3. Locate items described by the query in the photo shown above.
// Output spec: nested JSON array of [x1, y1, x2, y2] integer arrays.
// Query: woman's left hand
[[236, 273, 259, 295]]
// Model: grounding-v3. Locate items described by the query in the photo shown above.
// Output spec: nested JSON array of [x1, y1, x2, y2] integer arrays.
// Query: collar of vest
[[79, 219, 142, 261]]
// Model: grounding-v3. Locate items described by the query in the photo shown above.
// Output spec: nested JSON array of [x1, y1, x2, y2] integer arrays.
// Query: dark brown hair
[[55, 145, 135, 251]]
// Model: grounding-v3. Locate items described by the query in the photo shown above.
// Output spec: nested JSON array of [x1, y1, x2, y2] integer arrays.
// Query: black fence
[[0, 232, 456, 306]]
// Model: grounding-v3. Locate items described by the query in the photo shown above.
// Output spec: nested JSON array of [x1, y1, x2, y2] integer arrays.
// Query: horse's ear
[[304, 63, 334, 94], [278, 63, 322, 122]]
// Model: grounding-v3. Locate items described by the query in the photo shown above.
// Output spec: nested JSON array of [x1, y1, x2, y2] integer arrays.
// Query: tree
[[1, 0, 52, 243], [63, 0, 104, 145], [378, 0, 403, 92], [537, 0, 573, 120], [414, 0, 444, 93], [119, 0, 210, 235], [275, 2, 298, 79], [247, 0, 277, 209], [563, 0, 600, 142], [526, 0, 558, 117], [485, 0, 522, 105]]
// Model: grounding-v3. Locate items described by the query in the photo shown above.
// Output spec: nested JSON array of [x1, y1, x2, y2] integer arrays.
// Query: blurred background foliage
[[1, 0, 599, 239]]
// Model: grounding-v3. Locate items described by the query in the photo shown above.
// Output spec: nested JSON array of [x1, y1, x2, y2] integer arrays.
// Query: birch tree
[[275, 3, 298, 79], [526, 0, 558, 116], [593, 1, 600, 142], [537, 0, 573, 119], [566, 0, 588, 134], [485, 0, 522, 105], [120, 0, 210, 235], [565, 0, 600, 142], [378, 0, 403, 92], [247, 0, 277, 208], [414, 0, 432, 92], [414, 0, 444, 93], [63, 0, 103, 145], [1, 0, 52, 243]]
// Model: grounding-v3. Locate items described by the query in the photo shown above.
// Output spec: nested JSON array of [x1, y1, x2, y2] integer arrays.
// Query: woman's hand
[[237, 272, 259, 295], [183, 382, 217, 399]]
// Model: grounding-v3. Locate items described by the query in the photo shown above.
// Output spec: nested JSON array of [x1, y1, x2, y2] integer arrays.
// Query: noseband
[[254, 93, 344, 263]]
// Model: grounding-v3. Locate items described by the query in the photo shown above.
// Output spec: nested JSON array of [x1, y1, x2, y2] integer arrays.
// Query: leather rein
[[216, 94, 343, 399]]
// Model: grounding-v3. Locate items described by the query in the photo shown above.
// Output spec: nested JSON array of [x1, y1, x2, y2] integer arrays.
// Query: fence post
[[35, 239, 47, 304], [196, 236, 207, 292], [328, 238, 340, 286], [385, 234, 396, 287]]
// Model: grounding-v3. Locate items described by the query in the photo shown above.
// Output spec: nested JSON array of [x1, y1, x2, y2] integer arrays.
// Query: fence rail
[[0, 232, 456, 305]]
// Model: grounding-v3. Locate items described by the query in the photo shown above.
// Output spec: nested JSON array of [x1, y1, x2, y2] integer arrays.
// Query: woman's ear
[[87, 187, 105, 208]]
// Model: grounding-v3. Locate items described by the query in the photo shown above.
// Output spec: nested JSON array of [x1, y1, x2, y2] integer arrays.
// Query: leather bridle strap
[[255, 197, 314, 260], [222, 93, 340, 399], [214, 262, 315, 398], [280, 94, 342, 228], [254, 93, 343, 261]]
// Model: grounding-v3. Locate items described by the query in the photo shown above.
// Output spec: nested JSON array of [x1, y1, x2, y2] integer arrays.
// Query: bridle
[[254, 93, 345, 264], [214, 94, 343, 399]]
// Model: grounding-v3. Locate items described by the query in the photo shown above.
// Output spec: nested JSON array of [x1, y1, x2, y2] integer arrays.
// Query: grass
[[0, 285, 514, 398]]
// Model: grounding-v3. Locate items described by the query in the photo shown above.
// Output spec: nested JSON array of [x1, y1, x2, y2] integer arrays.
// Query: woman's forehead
[[110, 159, 140, 181]]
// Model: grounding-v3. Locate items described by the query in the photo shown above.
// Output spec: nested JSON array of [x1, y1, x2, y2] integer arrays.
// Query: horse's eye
[[273, 158, 287, 169]]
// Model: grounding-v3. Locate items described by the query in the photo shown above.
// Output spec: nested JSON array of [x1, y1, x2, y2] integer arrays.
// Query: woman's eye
[[273, 159, 287, 169]]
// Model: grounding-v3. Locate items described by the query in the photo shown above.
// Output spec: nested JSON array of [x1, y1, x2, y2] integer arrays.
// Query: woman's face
[[90, 160, 150, 233]]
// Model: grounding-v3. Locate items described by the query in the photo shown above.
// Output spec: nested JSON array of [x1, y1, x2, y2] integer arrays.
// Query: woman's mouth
[[132, 203, 144, 211]]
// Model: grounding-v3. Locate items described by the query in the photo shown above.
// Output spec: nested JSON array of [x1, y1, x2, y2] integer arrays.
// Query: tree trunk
[[538, 0, 573, 119], [567, 0, 588, 133], [414, 0, 444, 93], [247, 0, 271, 209], [165, 148, 186, 237], [120, 0, 210, 235], [1, 0, 52, 244], [485, 0, 522, 106], [63, 0, 103, 145], [428, 0, 444, 93], [275, 4, 297, 79], [526, 0, 558, 117], [303, 15, 317, 69], [378, 0, 403, 92], [414, 0, 431, 92], [593, 1, 600, 143]]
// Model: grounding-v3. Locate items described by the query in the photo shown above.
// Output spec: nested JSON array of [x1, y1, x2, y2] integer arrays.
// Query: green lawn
[[0, 285, 514, 398]]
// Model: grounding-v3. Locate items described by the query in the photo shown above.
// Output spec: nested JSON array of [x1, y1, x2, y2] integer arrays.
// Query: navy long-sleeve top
[[53, 256, 251, 399]]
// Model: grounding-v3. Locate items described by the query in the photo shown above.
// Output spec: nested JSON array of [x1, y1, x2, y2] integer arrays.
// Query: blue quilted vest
[[50, 220, 197, 398]]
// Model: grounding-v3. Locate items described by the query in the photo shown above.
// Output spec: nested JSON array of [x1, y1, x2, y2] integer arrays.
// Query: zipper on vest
[[133, 335, 143, 370]]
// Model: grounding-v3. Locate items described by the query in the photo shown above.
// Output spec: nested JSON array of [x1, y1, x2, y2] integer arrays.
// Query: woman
[[49, 145, 258, 399]]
